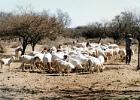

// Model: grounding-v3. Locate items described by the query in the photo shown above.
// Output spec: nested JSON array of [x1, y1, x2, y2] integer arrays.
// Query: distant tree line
[[65, 11, 140, 44]]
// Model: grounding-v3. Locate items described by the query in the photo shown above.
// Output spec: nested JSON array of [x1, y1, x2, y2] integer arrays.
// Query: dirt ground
[[0, 43, 140, 99]]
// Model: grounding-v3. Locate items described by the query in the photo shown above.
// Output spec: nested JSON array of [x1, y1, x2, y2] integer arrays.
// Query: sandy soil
[[0, 44, 140, 99]]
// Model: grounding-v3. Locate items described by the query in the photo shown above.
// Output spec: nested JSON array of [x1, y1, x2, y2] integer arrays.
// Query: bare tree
[[56, 9, 71, 35], [1, 10, 63, 54], [56, 9, 71, 27]]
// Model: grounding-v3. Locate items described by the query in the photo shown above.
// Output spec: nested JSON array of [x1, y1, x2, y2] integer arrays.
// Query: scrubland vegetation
[[0, 8, 140, 99]]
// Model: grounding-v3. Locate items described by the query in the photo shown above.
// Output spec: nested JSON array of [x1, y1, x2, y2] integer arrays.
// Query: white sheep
[[34, 52, 44, 62], [50, 46, 57, 53], [0, 56, 15, 72], [43, 52, 53, 72], [51, 51, 67, 61], [103, 48, 114, 63], [15, 47, 22, 60], [55, 59, 75, 75], [66, 56, 83, 69], [32, 51, 53, 72], [108, 44, 119, 49], [65, 53, 89, 72], [88, 55, 105, 73], [118, 48, 126, 62], [19, 55, 35, 71]]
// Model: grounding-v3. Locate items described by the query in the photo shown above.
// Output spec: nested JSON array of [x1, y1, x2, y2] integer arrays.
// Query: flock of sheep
[[0, 41, 133, 75]]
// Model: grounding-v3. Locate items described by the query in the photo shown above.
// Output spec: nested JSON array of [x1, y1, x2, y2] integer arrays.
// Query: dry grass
[[0, 43, 6, 53]]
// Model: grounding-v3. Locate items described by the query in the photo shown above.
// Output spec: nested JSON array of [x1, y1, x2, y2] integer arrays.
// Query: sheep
[[15, 47, 22, 60], [50, 52, 68, 72], [65, 53, 89, 72], [0, 56, 15, 72], [32, 51, 54, 72], [43, 52, 53, 72], [88, 55, 105, 73], [27, 52, 45, 71], [108, 44, 119, 49], [93, 47, 110, 64], [118, 48, 126, 62], [55, 59, 75, 75], [87, 48, 97, 57], [112, 47, 120, 60], [19, 55, 35, 71], [90, 42, 101, 48], [33, 56, 44, 71], [51, 51, 67, 61], [103, 48, 114, 63], [88, 47, 107, 73], [34, 52, 44, 62], [66, 56, 83, 69], [50, 46, 57, 53]]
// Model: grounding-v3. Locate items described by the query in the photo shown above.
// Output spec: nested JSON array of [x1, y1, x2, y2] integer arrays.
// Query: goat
[[33, 52, 53, 72], [19, 55, 35, 71], [88, 55, 105, 73], [43, 52, 53, 72], [15, 47, 22, 60], [64, 53, 89, 72], [118, 48, 126, 62], [0, 56, 15, 72], [55, 59, 75, 75], [88, 47, 106, 73]]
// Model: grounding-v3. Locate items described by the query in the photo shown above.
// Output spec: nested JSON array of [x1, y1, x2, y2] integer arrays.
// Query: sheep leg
[[9, 65, 11, 72], [30, 64, 34, 72], [93, 64, 97, 72], [64, 69, 69, 76], [89, 63, 92, 74], [57, 65, 62, 76], [21, 63, 25, 72], [95, 65, 99, 72], [75, 67, 79, 73], [62, 71, 65, 76], [91, 67, 94, 74], [89, 66, 94, 74], [47, 62, 53, 73], [99, 64, 103, 72]]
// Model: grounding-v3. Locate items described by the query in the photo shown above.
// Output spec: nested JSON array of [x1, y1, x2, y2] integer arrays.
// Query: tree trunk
[[19, 37, 28, 55], [21, 42, 28, 55], [137, 41, 140, 69]]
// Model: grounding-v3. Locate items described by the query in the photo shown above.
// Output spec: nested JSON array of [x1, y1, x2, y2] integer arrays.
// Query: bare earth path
[[0, 44, 140, 99]]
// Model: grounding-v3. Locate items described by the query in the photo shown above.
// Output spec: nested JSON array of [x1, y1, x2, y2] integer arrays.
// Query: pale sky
[[0, 0, 140, 27]]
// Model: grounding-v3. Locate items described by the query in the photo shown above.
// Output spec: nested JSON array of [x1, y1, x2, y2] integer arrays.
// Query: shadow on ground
[[0, 85, 140, 99]]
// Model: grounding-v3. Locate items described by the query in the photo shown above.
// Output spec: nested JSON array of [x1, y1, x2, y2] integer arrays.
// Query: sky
[[0, 0, 140, 27]]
